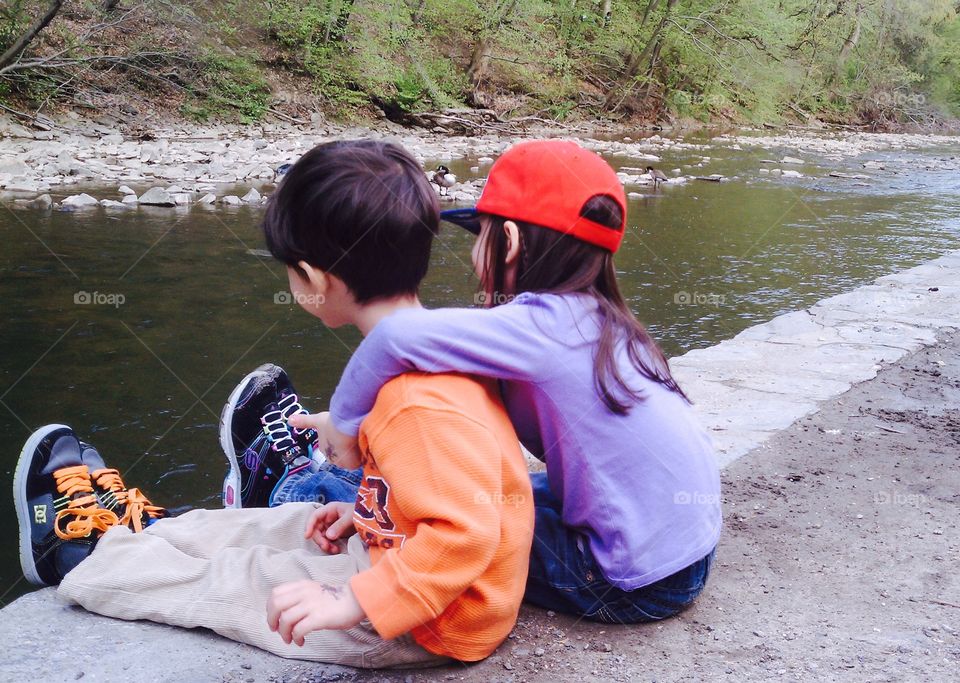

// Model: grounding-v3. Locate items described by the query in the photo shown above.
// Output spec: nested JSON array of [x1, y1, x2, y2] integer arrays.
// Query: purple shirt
[[331, 292, 721, 589]]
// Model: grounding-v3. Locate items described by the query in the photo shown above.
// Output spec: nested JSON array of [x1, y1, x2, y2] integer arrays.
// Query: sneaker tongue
[[79, 444, 107, 471], [41, 434, 83, 475]]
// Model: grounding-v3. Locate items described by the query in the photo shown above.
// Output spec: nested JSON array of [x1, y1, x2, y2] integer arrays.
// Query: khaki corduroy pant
[[57, 502, 446, 669]]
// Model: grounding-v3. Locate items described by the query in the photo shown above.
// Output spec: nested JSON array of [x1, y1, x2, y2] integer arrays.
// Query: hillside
[[1, 1, 959, 133]]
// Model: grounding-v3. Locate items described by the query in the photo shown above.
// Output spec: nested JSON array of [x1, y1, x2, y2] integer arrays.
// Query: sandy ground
[[251, 330, 958, 683]]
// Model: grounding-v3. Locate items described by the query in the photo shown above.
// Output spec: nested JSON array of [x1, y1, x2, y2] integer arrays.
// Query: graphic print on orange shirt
[[354, 474, 407, 550]]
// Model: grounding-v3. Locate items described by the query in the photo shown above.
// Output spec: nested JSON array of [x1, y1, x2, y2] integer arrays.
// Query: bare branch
[[0, 0, 65, 71]]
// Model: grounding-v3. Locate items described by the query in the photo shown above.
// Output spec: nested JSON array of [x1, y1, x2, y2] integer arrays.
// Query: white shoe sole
[[13, 423, 70, 586], [219, 365, 278, 508]]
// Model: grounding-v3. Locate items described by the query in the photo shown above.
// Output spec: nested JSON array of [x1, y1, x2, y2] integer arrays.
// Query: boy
[[14, 140, 534, 667]]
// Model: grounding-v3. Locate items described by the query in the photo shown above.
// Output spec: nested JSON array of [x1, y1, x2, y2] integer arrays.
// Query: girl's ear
[[503, 220, 521, 266], [297, 260, 329, 294]]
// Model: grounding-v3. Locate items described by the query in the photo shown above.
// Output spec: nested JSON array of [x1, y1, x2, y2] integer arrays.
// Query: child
[[14, 140, 534, 667], [307, 139, 722, 624]]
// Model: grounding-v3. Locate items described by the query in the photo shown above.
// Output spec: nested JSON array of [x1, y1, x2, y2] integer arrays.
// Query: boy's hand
[[304, 501, 356, 554], [288, 411, 363, 470], [266, 580, 365, 645]]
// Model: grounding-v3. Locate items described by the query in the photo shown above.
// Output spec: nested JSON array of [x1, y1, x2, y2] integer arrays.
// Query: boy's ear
[[503, 220, 521, 266], [297, 260, 329, 294]]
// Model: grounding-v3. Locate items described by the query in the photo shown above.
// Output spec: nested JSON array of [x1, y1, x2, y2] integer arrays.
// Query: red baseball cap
[[440, 139, 627, 252]]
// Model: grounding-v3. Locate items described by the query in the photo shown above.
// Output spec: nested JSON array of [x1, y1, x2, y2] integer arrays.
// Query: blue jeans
[[525, 472, 715, 624], [272, 469, 715, 623], [270, 463, 362, 506]]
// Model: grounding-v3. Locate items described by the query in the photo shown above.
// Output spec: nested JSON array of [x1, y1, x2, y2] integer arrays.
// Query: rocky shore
[[4, 115, 959, 213]]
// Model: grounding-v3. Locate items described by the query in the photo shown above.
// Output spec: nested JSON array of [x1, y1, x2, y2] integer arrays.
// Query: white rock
[[166, 184, 184, 194], [221, 195, 242, 206], [30, 194, 53, 210], [782, 156, 804, 164], [4, 180, 46, 193], [172, 193, 192, 205], [477, 156, 495, 164], [627, 191, 644, 199], [197, 193, 217, 205], [242, 188, 262, 203], [782, 170, 804, 178], [62, 193, 100, 208], [138, 187, 176, 206], [0, 159, 30, 176], [100, 199, 131, 209], [118, 185, 136, 195], [122, 194, 139, 205]]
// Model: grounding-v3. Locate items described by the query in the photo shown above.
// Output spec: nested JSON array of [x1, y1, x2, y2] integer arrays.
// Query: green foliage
[[3, 0, 959, 125], [189, 52, 271, 123]]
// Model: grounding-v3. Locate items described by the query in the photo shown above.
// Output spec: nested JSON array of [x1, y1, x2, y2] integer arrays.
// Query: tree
[[0, 0, 64, 72]]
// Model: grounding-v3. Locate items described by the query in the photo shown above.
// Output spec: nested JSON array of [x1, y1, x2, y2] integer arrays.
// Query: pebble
[[62, 193, 99, 208], [138, 186, 176, 206], [221, 195, 242, 206]]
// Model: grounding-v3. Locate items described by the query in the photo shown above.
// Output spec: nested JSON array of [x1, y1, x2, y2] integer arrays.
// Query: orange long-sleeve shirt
[[348, 372, 534, 662]]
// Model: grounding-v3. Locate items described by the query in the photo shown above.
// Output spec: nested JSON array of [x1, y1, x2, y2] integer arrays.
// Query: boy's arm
[[348, 405, 507, 640], [331, 303, 546, 437]]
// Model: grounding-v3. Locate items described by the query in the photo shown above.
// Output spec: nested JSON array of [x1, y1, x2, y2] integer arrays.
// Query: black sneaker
[[14, 425, 121, 586], [219, 364, 320, 508]]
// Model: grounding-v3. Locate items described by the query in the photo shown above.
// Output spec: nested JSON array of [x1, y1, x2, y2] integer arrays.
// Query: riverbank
[[0, 250, 957, 682], [2, 115, 960, 208]]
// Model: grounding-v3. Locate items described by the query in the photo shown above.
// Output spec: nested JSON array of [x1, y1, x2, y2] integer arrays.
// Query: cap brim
[[440, 208, 481, 235]]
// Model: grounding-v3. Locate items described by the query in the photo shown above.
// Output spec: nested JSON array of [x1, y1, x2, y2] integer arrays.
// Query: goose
[[431, 165, 457, 196], [646, 166, 669, 188]]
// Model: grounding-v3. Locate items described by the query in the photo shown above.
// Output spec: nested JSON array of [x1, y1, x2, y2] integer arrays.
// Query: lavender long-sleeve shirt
[[331, 292, 721, 589]]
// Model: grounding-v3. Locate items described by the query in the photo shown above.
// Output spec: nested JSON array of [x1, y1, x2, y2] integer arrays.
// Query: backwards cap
[[440, 139, 627, 252]]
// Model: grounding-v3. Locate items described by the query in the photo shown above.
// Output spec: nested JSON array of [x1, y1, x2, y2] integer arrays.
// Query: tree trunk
[[467, 37, 493, 85], [604, 0, 676, 110], [601, 0, 612, 26], [467, 0, 520, 88], [103, 0, 121, 11], [0, 0, 65, 72], [837, 1, 863, 67]]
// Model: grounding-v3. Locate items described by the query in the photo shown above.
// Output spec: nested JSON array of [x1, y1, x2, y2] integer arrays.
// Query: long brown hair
[[479, 195, 689, 414]]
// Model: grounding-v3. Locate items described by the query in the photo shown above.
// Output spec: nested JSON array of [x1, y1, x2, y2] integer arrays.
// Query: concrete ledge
[[671, 249, 960, 466], [0, 589, 348, 682]]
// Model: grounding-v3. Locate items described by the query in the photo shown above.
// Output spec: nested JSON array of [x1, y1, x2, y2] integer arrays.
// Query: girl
[[305, 139, 721, 624]]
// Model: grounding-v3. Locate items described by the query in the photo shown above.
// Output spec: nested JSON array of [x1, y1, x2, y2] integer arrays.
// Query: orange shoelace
[[52, 465, 120, 540], [92, 468, 167, 533]]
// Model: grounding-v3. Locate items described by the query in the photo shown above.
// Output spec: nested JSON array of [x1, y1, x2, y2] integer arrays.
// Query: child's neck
[[353, 295, 422, 336]]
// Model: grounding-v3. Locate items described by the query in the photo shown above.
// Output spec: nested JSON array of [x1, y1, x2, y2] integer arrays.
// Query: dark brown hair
[[479, 196, 688, 413], [263, 140, 439, 303]]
